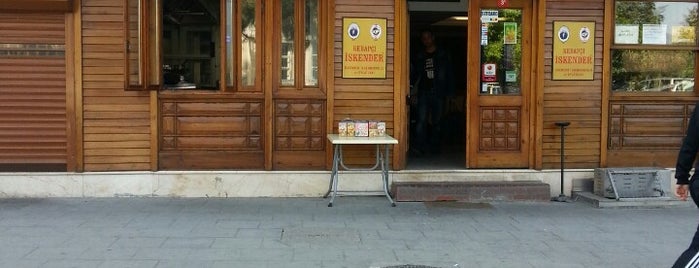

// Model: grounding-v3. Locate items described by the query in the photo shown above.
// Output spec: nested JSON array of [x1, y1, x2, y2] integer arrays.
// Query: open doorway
[[407, 11, 468, 170]]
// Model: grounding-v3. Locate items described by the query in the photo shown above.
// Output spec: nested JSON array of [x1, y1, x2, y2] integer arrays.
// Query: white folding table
[[324, 134, 398, 207]]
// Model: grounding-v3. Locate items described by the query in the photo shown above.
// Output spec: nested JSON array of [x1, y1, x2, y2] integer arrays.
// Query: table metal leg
[[324, 144, 340, 199], [381, 144, 396, 206], [327, 144, 341, 207]]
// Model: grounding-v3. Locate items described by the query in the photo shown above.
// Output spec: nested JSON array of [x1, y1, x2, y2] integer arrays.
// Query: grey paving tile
[[23, 247, 88, 260], [235, 248, 294, 261], [131, 248, 192, 260], [235, 228, 283, 239], [211, 261, 269, 268], [0, 260, 46, 268], [98, 260, 158, 268], [292, 248, 345, 261], [161, 237, 214, 248], [111, 237, 166, 248], [186, 248, 236, 261], [41, 260, 103, 268], [79, 247, 138, 260], [212, 237, 263, 248]]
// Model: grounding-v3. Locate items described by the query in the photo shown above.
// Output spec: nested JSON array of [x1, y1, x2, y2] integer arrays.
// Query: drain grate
[[382, 265, 441, 268]]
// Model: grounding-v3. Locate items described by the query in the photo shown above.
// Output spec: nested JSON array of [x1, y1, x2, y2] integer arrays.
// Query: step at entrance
[[392, 181, 550, 202]]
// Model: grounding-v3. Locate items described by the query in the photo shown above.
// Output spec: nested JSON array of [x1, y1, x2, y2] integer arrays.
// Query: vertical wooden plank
[[264, 0, 274, 170], [600, 0, 612, 167], [325, 0, 336, 170], [392, 0, 406, 170], [466, 0, 479, 168], [149, 90, 157, 171], [534, 0, 546, 169], [65, 11, 77, 172]]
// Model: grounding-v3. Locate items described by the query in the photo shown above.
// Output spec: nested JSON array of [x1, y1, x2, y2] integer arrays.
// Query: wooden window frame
[[224, 0, 264, 92], [124, 0, 160, 91], [124, 0, 266, 92], [273, 0, 325, 97]]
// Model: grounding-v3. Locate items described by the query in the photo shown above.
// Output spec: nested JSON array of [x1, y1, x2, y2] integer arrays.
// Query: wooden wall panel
[[606, 102, 694, 167], [542, 1, 604, 169], [159, 97, 264, 170], [0, 13, 67, 171], [273, 100, 326, 169], [82, 0, 151, 171], [333, 0, 396, 166]]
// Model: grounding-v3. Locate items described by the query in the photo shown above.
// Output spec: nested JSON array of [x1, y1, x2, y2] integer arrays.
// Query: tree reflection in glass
[[612, 1, 698, 92]]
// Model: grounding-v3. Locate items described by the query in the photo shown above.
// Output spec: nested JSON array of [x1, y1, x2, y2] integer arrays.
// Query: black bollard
[[552, 121, 570, 202]]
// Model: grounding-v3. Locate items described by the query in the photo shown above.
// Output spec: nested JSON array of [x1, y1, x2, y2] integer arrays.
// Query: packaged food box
[[354, 120, 369, 137], [377, 121, 386, 136], [369, 120, 379, 137], [346, 120, 355, 137], [338, 121, 348, 136]]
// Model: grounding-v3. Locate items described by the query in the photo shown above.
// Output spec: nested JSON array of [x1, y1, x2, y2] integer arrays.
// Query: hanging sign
[[342, 18, 387, 78], [482, 63, 497, 82], [481, 10, 498, 23], [552, 21, 595, 80]]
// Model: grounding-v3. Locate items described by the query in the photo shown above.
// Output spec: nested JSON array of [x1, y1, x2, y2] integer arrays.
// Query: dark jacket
[[676, 103, 699, 184], [410, 47, 454, 98]]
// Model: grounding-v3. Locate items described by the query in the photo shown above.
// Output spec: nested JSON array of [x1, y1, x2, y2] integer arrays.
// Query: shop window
[[612, 1, 698, 93], [124, 0, 264, 91]]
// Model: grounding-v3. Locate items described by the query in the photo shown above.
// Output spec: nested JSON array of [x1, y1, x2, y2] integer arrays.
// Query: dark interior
[[162, 0, 220, 89], [407, 11, 468, 170]]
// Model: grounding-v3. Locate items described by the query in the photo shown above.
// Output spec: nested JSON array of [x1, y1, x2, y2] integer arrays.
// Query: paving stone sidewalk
[[0, 197, 695, 268]]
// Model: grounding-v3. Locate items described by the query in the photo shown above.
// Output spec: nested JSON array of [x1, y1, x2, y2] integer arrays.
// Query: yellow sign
[[552, 21, 595, 80], [342, 18, 387, 78]]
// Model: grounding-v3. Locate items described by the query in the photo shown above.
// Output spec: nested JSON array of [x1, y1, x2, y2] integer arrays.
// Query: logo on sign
[[370, 24, 382, 40], [557, 26, 570, 43], [347, 23, 360, 40], [579, 26, 591, 43], [482, 63, 497, 82], [497, 0, 509, 8]]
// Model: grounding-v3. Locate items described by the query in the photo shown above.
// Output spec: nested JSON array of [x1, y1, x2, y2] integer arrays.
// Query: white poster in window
[[642, 24, 667, 45], [614, 24, 638, 44]]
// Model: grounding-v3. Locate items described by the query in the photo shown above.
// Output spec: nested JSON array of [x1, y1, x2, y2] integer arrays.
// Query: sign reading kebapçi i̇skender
[[342, 18, 387, 78], [552, 21, 595, 80]]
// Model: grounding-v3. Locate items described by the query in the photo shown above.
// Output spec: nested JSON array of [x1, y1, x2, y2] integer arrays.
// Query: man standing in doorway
[[410, 28, 454, 156]]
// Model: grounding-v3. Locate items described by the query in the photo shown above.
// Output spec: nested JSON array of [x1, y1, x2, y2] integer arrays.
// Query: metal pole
[[553, 121, 570, 202]]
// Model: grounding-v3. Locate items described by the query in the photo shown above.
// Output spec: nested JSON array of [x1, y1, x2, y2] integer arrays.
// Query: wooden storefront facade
[[0, 0, 697, 175]]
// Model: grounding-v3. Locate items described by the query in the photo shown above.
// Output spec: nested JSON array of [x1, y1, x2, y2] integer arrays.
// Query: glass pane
[[280, 0, 295, 86], [615, 1, 698, 45], [480, 9, 522, 95], [241, 0, 256, 87], [162, 0, 220, 89], [611, 50, 694, 92], [226, 0, 235, 87], [304, 0, 319, 87], [148, 0, 159, 86], [127, 0, 141, 86]]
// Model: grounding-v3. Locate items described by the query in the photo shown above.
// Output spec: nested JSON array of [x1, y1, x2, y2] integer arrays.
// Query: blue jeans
[[414, 91, 443, 153]]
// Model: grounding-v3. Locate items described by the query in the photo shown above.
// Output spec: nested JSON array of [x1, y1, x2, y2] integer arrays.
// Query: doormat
[[424, 201, 493, 209]]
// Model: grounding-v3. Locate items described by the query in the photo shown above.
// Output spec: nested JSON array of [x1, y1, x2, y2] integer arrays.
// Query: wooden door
[[270, 0, 328, 169], [467, 0, 532, 168]]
